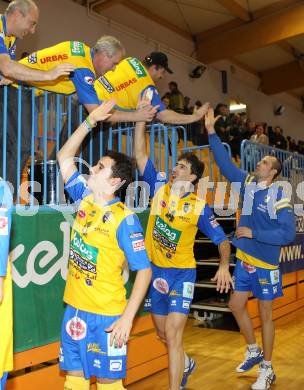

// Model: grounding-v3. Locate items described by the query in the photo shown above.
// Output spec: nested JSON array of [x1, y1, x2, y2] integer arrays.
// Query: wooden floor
[[128, 308, 304, 390]]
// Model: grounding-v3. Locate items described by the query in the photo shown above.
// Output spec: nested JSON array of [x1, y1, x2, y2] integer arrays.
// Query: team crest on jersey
[[66, 316, 87, 340], [28, 52, 37, 64], [98, 76, 115, 93], [183, 202, 191, 214], [102, 211, 113, 223], [153, 278, 169, 294]]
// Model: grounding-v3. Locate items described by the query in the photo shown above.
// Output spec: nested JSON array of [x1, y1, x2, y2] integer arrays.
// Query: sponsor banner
[[279, 232, 304, 273]]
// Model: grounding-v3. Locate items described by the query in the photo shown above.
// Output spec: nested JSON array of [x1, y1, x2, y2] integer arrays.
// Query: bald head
[[5, 0, 38, 16], [5, 0, 39, 38]]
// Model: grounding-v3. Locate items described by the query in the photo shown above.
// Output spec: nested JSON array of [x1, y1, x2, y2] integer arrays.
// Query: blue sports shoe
[[180, 357, 196, 389], [236, 348, 264, 373]]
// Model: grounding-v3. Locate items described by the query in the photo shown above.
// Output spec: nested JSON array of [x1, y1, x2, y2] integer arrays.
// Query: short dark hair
[[178, 152, 204, 185], [169, 81, 178, 88], [105, 150, 134, 196], [270, 156, 282, 180]]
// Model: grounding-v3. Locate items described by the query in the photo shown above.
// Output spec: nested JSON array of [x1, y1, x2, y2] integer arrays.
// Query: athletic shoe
[[251, 364, 276, 389], [180, 357, 196, 389], [236, 348, 264, 372]]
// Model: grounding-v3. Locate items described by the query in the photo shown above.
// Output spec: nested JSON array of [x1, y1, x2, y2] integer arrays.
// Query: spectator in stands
[[214, 103, 232, 143], [0, 0, 74, 195], [229, 114, 242, 158], [250, 124, 269, 145], [273, 126, 287, 150], [183, 96, 192, 114], [167, 81, 184, 113]]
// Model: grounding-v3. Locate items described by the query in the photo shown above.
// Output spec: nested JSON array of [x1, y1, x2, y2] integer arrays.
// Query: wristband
[[83, 116, 97, 130]]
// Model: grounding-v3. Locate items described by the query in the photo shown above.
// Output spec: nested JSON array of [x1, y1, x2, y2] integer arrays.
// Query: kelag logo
[[128, 58, 147, 78], [154, 216, 181, 243], [71, 230, 98, 263]]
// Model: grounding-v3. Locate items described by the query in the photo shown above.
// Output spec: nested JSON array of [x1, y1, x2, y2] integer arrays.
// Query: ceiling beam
[[196, 0, 299, 42], [261, 61, 304, 95], [230, 58, 260, 77], [216, 0, 251, 21], [121, 0, 192, 40], [91, 0, 123, 13], [197, 1, 304, 63]]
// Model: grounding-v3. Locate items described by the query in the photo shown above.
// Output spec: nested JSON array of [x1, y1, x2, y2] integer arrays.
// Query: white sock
[[263, 360, 272, 368], [248, 343, 259, 353], [184, 352, 190, 370]]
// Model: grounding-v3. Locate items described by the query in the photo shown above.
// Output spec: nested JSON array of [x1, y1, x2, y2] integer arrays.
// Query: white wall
[[1, 0, 303, 140]]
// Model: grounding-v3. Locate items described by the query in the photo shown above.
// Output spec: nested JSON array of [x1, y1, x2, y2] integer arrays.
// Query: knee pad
[[64, 375, 90, 390]]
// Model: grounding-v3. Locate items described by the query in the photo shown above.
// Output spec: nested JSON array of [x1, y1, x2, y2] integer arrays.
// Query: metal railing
[[240, 139, 304, 204], [0, 86, 187, 206]]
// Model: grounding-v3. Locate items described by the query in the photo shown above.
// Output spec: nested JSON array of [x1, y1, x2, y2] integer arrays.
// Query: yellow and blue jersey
[[0, 15, 17, 60], [142, 159, 227, 269], [94, 57, 165, 112], [208, 133, 296, 269], [63, 171, 151, 316], [18, 41, 99, 105], [0, 179, 13, 382]]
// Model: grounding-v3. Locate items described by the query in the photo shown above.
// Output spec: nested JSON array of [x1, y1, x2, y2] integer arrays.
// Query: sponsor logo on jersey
[[84, 76, 94, 85], [78, 210, 86, 219], [154, 216, 181, 243], [40, 54, 68, 64], [115, 77, 137, 92], [98, 75, 115, 93], [129, 232, 143, 239], [71, 230, 98, 263], [87, 343, 106, 355], [70, 41, 85, 57], [183, 282, 194, 299], [132, 239, 146, 252], [110, 359, 122, 371], [127, 57, 147, 78], [182, 300, 190, 309], [0, 216, 8, 235], [270, 269, 280, 285], [28, 52, 37, 64]]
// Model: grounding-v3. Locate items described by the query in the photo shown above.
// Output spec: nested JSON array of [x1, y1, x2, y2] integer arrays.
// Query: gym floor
[[128, 308, 304, 389]]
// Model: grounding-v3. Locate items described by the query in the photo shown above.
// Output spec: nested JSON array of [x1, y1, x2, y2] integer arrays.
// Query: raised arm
[[156, 102, 209, 124], [0, 54, 75, 83], [205, 107, 247, 184], [57, 99, 115, 184]]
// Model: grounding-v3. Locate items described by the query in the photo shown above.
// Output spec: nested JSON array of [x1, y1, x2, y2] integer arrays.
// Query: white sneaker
[[251, 364, 276, 390]]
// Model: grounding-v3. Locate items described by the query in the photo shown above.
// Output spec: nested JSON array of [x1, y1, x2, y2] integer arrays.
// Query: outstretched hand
[[89, 99, 116, 124], [193, 102, 210, 120], [136, 89, 159, 122], [0, 77, 13, 86], [205, 107, 221, 134]]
